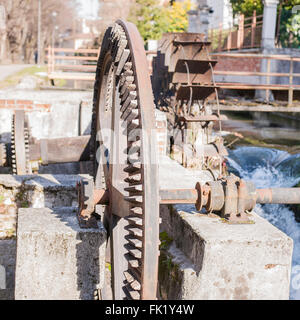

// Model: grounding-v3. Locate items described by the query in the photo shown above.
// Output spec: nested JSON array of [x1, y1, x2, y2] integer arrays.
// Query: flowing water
[[227, 146, 300, 300]]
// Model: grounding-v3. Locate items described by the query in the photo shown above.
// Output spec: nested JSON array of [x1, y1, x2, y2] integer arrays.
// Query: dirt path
[[0, 64, 33, 81]]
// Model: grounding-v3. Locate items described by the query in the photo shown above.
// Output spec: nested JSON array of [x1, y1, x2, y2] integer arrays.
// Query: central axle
[[77, 175, 300, 226]]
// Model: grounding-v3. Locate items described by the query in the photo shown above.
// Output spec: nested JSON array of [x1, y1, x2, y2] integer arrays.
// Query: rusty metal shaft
[[256, 188, 300, 204], [93, 187, 300, 207], [159, 187, 300, 206]]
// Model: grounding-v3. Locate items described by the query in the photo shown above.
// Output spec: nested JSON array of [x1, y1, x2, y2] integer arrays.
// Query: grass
[[0, 65, 66, 89]]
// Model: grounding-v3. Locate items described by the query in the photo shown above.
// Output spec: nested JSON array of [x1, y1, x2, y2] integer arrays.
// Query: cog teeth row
[[116, 49, 130, 76], [125, 215, 143, 226], [120, 99, 137, 114], [124, 164, 141, 175], [125, 253, 141, 268], [93, 23, 153, 300], [126, 235, 142, 248], [10, 113, 32, 175], [0, 143, 7, 166]]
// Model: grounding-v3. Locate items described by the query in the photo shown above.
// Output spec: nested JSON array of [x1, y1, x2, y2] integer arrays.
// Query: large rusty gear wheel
[[11, 110, 31, 175], [91, 21, 160, 300]]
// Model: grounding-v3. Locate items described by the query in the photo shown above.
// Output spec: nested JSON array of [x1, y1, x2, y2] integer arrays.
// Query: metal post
[[238, 14, 244, 49], [266, 58, 271, 103], [251, 10, 257, 47], [288, 58, 294, 106], [37, 0, 42, 65], [218, 23, 223, 52]]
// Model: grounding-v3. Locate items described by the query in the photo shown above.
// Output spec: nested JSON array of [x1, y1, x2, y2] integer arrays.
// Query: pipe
[[256, 188, 300, 204]]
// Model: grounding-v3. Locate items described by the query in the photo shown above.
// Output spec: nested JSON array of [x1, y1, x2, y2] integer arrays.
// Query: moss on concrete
[[15, 183, 30, 208], [158, 230, 183, 299]]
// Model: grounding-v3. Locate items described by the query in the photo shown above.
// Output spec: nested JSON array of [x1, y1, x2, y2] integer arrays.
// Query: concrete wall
[[0, 240, 16, 300], [0, 90, 93, 143], [159, 204, 293, 300]]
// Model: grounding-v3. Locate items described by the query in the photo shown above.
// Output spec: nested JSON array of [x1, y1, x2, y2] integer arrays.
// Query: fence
[[46, 47, 99, 82], [208, 11, 263, 52], [212, 52, 300, 106]]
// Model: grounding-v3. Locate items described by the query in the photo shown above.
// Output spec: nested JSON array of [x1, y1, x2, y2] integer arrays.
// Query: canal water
[[223, 112, 300, 300]]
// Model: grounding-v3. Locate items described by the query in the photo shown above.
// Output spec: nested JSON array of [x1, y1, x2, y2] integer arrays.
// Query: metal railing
[[212, 52, 300, 106], [208, 11, 263, 52], [46, 47, 99, 81]]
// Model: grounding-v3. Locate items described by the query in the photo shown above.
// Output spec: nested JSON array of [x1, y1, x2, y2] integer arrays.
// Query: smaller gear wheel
[[0, 143, 7, 167], [11, 110, 32, 175]]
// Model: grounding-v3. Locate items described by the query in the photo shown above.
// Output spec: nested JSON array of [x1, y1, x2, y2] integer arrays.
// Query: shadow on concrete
[[49, 209, 106, 300]]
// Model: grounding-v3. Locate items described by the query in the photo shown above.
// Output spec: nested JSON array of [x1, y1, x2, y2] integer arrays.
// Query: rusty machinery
[[152, 32, 227, 172], [1, 21, 300, 300], [0, 110, 91, 175], [74, 21, 300, 300]]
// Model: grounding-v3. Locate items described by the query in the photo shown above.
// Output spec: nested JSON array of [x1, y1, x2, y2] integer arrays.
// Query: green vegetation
[[229, 0, 300, 48], [278, 0, 300, 48], [128, 0, 191, 42], [160, 231, 173, 250], [230, 0, 263, 17]]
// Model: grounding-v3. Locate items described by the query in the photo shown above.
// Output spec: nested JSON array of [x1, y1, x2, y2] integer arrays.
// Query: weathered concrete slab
[[159, 156, 213, 189], [0, 174, 93, 239], [159, 205, 293, 300], [15, 208, 106, 300], [0, 240, 16, 300]]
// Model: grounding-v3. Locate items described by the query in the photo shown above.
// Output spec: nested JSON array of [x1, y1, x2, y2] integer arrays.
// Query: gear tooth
[[10, 113, 32, 175]]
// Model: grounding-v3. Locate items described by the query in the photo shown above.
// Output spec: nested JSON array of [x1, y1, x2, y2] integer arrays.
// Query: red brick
[[0, 104, 6, 108], [16, 100, 33, 105], [7, 100, 15, 104]]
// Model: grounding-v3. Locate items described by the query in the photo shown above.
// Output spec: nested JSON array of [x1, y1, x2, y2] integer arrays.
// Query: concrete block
[[15, 208, 106, 300], [159, 205, 293, 300], [0, 240, 16, 300], [0, 174, 93, 240]]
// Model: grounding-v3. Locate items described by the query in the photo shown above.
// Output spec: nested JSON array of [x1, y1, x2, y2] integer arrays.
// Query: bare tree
[[1, 0, 78, 63]]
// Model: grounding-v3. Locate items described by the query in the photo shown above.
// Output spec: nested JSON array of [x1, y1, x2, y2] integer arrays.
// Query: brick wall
[[214, 56, 261, 73], [155, 110, 167, 156], [0, 100, 51, 112]]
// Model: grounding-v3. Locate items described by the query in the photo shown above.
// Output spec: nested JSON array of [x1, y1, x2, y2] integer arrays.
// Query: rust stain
[[264, 264, 277, 269]]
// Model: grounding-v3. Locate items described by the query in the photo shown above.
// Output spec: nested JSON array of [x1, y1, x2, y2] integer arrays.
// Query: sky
[[77, 0, 100, 19]]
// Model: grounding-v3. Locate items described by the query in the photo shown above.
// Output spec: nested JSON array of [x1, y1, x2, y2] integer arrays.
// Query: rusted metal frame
[[76, 179, 98, 229], [178, 115, 228, 122], [28, 135, 91, 164]]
